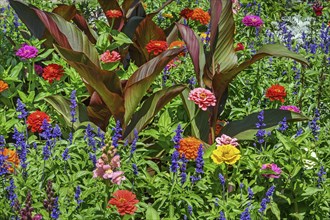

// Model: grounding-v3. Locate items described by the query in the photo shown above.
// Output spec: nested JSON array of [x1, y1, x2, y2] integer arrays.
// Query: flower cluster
[[93, 145, 125, 185], [216, 134, 239, 147], [265, 84, 287, 102], [261, 163, 282, 178], [211, 144, 241, 165], [188, 88, 216, 111], [27, 111, 50, 133], [42, 64, 64, 83], [0, 80, 9, 93], [259, 186, 275, 213], [105, 9, 123, 18], [108, 190, 139, 216], [16, 44, 38, 59], [242, 15, 263, 28], [146, 40, 168, 56], [100, 50, 121, 63], [178, 137, 203, 160]]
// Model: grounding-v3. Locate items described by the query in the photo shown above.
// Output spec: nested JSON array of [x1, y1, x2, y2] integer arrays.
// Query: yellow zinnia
[[211, 144, 241, 165]]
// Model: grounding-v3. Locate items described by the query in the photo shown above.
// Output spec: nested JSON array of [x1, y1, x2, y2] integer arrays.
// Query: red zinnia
[[180, 8, 194, 19], [235, 43, 245, 52], [27, 111, 50, 133], [105, 9, 123, 18], [108, 190, 139, 216], [146, 40, 168, 56], [265, 84, 287, 103], [191, 8, 210, 25], [42, 64, 64, 83], [312, 3, 323, 16]]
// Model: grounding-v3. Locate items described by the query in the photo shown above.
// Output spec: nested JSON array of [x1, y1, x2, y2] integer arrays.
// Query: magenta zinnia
[[242, 15, 263, 27], [261, 163, 282, 178], [188, 88, 216, 111], [16, 44, 38, 59], [280, 105, 301, 113]]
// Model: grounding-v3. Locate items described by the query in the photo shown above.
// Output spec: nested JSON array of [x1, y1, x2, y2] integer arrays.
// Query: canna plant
[[176, 0, 310, 143], [9, 0, 185, 139]]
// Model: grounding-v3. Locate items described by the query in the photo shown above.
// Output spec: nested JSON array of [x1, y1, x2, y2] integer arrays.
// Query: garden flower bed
[[0, 0, 329, 219]]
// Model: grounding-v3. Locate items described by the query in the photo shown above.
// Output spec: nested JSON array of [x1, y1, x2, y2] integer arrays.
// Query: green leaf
[[220, 110, 310, 140], [124, 85, 185, 140], [212, 0, 237, 73], [301, 187, 323, 197], [54, 45, 124, 124], [146, 206, 160, 220], [276, 131, 296, 150], [176, 23, 206, 86], [44, 95, 89, 130], [123, 48, 184, 126], [112, 32, 133, 45], [10, 62, 23, 78], [270, 202, 281, 220]]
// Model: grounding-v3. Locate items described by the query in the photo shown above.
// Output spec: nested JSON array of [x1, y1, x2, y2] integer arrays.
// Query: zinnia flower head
[[146, 40, 168, 56], [280, 105, 301, 113], [108, 190, 139, 216], [0, 80, 9, 93], [16, 44, 38, 59], [178, 137, 203, 160], [211, 144, 241, 165], [191, 8, 210, 25], [242, 15, 263, 27], [27, 111, 50, 133], [0, 148, 20, 173], [265, 84, 287, 103], [169, 40, 185, 56], [261, 163, 282, 178], [105, 9, 123, 18], [34, 64, 43, 75], [180, 8, 194, 19], [42, 64, 64, 83], [188, 88, 216, 111], [312, 2, 323, 16], [235, 42, 245, 51], [100, 50, 121, 63], [215, 134, 239, 147]]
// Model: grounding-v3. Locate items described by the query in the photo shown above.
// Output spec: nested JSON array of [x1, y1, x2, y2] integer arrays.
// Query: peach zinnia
[[191, 8, 210, 25], [188, 88, 216, 111], [0, 80, 9, 93], [265, 84, 287, 103], [100, 50, 121, 63], [146, 40, 168, 56], [105, 10, 122, 18], [0, 148, 20, 173], [178, 137, 203, 160]]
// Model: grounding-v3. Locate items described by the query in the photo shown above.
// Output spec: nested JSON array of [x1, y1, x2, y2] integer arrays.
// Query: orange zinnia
[[0, 80, 9, 93], [1, 148, 20, 173], [191, 8, 210, 25], [265, 84, 287, 103], [169, 40, 185, 56], [146, 40, 168, 56], [27, 111, 51, 133], [178, 137, 203, 160]]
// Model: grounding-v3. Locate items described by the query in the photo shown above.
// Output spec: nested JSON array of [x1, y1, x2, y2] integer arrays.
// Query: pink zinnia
[[16, 44, 38, 59], [188, 88, 216, 111], [261, 163, 282, 178], [215, 134, 239, 147], [100, 50, 121, 63], [242, 15, 263, 27], [280, 105, 301, 113]]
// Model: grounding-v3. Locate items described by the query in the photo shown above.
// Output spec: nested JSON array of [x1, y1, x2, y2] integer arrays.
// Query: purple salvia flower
[[16, 98, 28, 120], [0, 154, 8, 176], [172, 124, 183, 149], [255, 110, 266, 144], [97, 127, 105, 147], [130, 129, 138, 155], [170, 150, 180, 173], [70, 90, 77, 123], [188, 205, 192, 215], [7, 178, 18, 208], [317, 166, 326, 188], [85, 124, 96, 151], [240, 207, 251, 220], [68, 132, 73, 145], [188, 76, 196, 89], [89, 153, 97, 167], [162, 66, 170, 85], [75, 186, 83, 206], [42, 144, 51, 161], [309, 108, 320, 141], [62, 148, 70, 161], [40, 119, 52, 140], [0, 135, 5, 147], [112, 120, 122, 148], [32, 142, 37, 149], [51, 197, 60, 219], [180, 154, 188, 185], [132, 163, 138, 175], [218, 174, 225, 186], [219, 211, 226, 220], [195, 145, 204, 174], [52, 124, 62, 139], [248, 187, 254, 200], [278, 117, 288, 132], [16, 44, 38, 59], [13, 127, 25, 149], [259, 185, 275, 213]]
